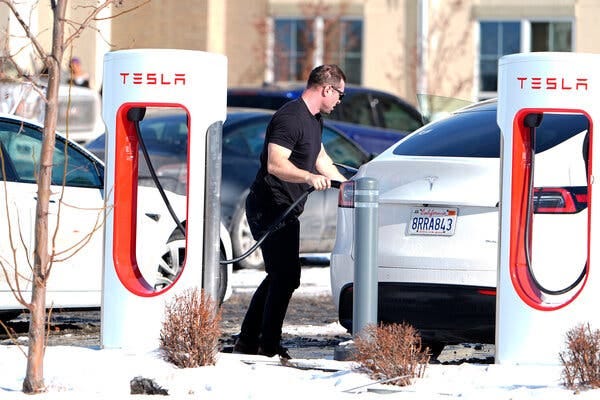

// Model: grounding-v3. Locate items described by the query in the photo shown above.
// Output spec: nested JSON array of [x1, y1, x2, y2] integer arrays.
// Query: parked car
[[86, 107, 371, 270], [56, 84, 104, 144], [0, 113, 232, 320], [1, 78, 104, 144], [330, 99, 590, 353], [227, 84, 425, 155]]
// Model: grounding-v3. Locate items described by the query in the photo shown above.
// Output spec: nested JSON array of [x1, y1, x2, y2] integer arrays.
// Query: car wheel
[[155, 227, 227, 305], [230, 194, 265, 270]]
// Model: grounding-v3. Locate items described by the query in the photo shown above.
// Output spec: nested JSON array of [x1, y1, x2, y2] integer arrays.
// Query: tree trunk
[[22, 0, 67, 393], [22, 286, 47, 393]]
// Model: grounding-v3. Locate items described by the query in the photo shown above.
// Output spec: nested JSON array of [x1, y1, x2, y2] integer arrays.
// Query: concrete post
[[352, 177, 379, 337]]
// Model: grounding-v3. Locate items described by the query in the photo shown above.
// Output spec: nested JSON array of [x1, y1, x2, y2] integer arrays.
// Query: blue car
[[227, 84, 425, 155]]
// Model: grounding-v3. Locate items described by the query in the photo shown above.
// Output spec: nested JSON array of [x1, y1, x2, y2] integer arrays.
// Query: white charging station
[[496, 52, 600, 364], [101, 49, 227, 350]]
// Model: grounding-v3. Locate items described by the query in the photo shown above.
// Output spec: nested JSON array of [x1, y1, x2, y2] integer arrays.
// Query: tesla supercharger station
[[496, 52, 600, 364], [101, 49, 227, 350]]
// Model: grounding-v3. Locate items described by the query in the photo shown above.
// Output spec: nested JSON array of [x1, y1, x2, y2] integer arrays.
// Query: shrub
[[560, 323, 600, 390], [159, 288, 222, 368], [353, 323, 430, 386]]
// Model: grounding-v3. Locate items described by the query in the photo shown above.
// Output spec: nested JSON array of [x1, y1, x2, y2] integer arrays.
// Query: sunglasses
[[330, 86, 345, 101]]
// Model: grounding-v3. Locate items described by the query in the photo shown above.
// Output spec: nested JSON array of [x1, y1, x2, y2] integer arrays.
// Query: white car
[[3, 80, 104, 144], [56, 84, 104, 144], [0, 113, 232, 319], [330, 99, 589, 353]]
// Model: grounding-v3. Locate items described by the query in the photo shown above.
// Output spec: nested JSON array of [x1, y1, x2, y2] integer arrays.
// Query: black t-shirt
[[250, 98, 323, 217]]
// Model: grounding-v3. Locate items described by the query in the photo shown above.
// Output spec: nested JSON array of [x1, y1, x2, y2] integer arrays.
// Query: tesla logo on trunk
[[424, 176, 438, 191], [119, 72, 187, 86], [516, 76, 588, 91]]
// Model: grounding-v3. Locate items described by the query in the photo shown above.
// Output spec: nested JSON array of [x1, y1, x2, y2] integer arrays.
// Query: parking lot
[[1, 266, 494, 363], [1, 267, 349, 359]]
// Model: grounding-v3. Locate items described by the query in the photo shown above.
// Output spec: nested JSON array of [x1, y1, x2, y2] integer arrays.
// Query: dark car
[[86, 107, 371, 270], [227, 84, 425, 155]]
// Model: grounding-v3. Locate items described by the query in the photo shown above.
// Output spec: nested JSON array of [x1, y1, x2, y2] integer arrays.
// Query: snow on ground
[[1, 267, 599, 399]]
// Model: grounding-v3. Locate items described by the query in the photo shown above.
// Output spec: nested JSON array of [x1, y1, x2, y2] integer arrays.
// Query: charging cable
[[128, 107, 186, 236], [523, 113, 586, 295], [223, 180, 341, 264]]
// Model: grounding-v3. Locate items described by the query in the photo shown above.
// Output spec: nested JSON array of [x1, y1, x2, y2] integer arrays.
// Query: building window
[[478, 20, 573, 98], [479, 21, 520, 94], [531, 22, 572, 52], [323, 19, 363, 84], [272, 17, 362, 84], [274, 19, 311, 82]]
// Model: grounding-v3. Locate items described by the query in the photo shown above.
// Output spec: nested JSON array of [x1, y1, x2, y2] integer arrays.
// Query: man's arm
[[315, 144, 346, 183], [267, 143, 343, 191]]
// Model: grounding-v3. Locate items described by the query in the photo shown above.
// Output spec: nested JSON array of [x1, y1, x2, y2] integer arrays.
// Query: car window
[[328, 93, 374, 127], [322, 127, 369, 168], [223, 119, 268, 157], [376, 94, 423, 132], [0, 141, 17, 181], [227, 94, 291, 110], [140, 115, 188, 156], [392, 108, 589, 158], [392, 109, 500, 157], [534, 113, 589, 153], [0, 120, 102, 187]]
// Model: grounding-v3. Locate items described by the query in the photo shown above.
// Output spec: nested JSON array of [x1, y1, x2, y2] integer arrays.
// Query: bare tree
[[0, 0, 145, 393], [243, 0, 352, 84], [388, 0, 473, 117]]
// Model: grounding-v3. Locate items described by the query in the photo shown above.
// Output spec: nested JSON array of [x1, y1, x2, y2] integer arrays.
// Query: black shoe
[[233, 337, 258, 355], [258, 345, 292, 360]]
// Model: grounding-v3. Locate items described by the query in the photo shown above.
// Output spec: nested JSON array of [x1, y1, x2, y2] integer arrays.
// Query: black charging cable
[[222, 180, 342, 265], [127, 107, 187, 236], [523, 113, 586, 295]]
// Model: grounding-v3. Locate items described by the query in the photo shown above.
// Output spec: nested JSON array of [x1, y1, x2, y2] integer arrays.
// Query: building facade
[[2, 0, 600, 110]]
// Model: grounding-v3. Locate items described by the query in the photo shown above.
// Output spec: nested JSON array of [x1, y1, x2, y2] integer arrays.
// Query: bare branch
[[0, 255, 30, 308], [62, 0, 113, 48], [0, 319, 28, 355], [0, 0, 48, 63], [64, 0, 150, 48], [94, 0, 150, 21], [52, 207, 105, 260], [0, 54, 47, 102], [0, 147, 31, 307]]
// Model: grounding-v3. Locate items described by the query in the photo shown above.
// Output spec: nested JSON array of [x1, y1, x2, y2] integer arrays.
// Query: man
[[234, 65, 348, 359], [68, 57, 90, 88]]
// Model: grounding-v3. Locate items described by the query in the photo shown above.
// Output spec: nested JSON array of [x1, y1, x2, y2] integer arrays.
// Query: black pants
[[238, 190, 301, 351]]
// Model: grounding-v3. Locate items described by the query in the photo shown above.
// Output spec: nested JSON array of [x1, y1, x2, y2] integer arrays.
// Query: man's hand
[[305, 173, 332, 191]]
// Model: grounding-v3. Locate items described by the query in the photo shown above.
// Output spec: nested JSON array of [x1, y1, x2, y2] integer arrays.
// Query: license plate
[[408, 207, 457, 236]]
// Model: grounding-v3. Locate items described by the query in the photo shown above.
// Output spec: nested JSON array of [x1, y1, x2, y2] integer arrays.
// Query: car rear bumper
[[338, 282, 496, 344]]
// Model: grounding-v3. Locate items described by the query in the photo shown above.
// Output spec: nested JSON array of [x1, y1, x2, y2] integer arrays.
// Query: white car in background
[[330, 99, 590, 354], [2, 79, 104, 144], [0, 113, 232, 320], [56, 84, 104, 144]]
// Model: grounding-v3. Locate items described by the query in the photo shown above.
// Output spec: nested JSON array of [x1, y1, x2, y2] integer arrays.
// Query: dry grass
[[354, 323, 430, 386], [159, 288, 222, 368], [560, 323, 600, 390]]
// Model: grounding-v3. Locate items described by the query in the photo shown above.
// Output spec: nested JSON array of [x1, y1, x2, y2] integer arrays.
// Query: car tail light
[[533, 186, 588, 214], [338, 180, 355, 208], [477, 289, 496, 296]]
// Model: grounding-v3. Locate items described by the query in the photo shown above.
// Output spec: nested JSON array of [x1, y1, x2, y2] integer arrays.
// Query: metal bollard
[[352, 177, 379, 337]]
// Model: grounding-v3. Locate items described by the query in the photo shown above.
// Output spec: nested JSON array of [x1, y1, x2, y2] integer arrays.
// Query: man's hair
[[307, 64, 346, 88]]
